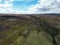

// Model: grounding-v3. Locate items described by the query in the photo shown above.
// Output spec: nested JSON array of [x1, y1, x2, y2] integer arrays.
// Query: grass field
[[0, 14, 60, 45]]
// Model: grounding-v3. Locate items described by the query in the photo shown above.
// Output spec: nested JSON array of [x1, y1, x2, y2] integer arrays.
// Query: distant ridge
[[0, 13, 60, 16]]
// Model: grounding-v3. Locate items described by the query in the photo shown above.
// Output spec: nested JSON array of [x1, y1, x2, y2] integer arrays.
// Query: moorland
[[0, 14, 60, 45]]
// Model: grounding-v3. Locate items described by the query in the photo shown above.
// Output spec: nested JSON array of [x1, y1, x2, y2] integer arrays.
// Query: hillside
[[0, 14, 60, 45]]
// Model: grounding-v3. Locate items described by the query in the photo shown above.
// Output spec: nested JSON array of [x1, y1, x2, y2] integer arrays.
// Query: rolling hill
[[0, 14, 60, 45]]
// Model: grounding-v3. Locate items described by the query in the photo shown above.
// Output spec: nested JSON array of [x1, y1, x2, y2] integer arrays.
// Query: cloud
[[0, 0, 39, 14], [0, 0, 60, 14], [36, 0, 60, 13], [0, 4, 13, 8]]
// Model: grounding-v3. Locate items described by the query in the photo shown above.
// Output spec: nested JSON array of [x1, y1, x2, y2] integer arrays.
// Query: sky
[[0, 0, 60, 14]]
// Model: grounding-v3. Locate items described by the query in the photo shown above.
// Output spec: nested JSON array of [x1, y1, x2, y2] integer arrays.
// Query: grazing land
[[0, 14, 60, 45]]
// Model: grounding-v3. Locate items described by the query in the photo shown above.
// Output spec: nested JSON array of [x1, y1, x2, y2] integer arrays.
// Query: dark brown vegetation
[[0, 14, 60, 45]]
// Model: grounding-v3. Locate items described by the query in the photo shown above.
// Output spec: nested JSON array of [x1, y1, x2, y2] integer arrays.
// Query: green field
[[0, 15, 60, 45]]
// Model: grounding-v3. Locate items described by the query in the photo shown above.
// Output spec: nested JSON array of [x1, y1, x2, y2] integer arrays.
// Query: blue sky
[[13, 0, 38, 10], [0, 0, 60, 14]]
